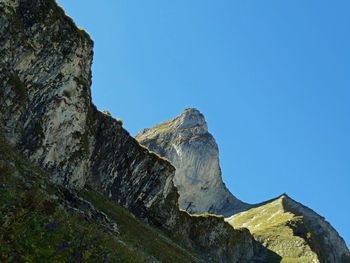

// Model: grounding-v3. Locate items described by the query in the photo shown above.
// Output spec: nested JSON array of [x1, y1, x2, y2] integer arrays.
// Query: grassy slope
[[0, 135, 202, 263], [226, 196, 319, 263], [79, 187, 202, 263]]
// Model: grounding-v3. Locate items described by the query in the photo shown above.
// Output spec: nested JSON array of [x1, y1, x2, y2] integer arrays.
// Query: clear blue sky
[[57, 0, 350, 247]]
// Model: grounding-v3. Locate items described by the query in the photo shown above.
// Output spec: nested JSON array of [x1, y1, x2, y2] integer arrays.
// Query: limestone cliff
[[2, 1, 347, 262], [136, 108, 350, 262], [0, 1, 256, 262], [135, 108, 251, 217], [0, 134, 203, 262], [0, 0, 94, 188]]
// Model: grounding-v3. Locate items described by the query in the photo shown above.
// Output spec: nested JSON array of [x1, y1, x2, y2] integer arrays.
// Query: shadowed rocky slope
[[0, 134, 206, 262], [0, 0, 258, 262]]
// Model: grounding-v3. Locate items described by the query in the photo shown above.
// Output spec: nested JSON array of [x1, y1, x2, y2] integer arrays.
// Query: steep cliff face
[[135, 108, 250, 216], [88, 110, 179, 229], [136, 108, 350, 262], [0, 0, 177, 230], [0, 0, 94, 188], [3, 1, 347, 262], [0, 1, 257, 262], [0, 135, 204, 262], [227, 195, 350, 263]]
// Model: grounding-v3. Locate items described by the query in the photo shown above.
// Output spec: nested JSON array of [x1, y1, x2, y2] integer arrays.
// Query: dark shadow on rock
[[253, 239, 282, 263]]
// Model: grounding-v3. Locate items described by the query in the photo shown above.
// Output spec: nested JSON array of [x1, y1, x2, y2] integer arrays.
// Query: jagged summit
[[135, 108, 251, 217]]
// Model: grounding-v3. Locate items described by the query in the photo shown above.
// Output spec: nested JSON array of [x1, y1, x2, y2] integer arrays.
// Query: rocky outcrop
[[282, 195, 350, 263], [136, 108, 250, 217], [227, 195, 350, 263], [88, 110, 179, 229], [174, 212, 256, 263], [136, 108, 350, 262], [2, 1, 347, 262], [0, 0, 176, 230], [0, 0, 94, 188], [0, 1, 256, 261]]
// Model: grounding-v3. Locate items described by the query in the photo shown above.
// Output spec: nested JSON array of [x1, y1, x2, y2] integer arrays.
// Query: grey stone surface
[[136, 108, 350, 262], [1, 1, 348, 261], [136, 108, 251, 217], [0, 1, 256, 262]]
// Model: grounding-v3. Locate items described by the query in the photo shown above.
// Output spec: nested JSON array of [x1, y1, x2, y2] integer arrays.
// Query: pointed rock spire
[[135, 108, 250, 216], [176, 108, 208, 132]]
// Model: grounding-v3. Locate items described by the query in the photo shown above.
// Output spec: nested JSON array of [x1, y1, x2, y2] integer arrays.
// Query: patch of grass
[[45, 0, 93, 44], [137, 143, 170, 162], [152, 119, 177, 134], [0, 135, 200, 262], [115, 118, 123, 125], [0, 137, 145, 262], [77, 26, 92, 41], [79, 187, 202, 263], [0, 146, 148, 262], [227, 197, 320, 262], [192, 212, 224, 219], [102, 110, 111, 117], [0, 168, 141, 262]]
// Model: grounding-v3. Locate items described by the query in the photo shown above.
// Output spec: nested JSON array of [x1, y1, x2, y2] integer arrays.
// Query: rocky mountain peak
[[135, 108, 209, 143], [136, 108, 350, 261], [1, 0, 349, 261], [176, 108, 208, 132], [135, 109, 251, 216], [0, 2, 258, 261]]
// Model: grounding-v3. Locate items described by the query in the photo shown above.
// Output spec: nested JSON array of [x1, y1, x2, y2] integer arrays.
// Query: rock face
[[136, 108, 251, 217], [2, 1, 348, 262], [0, 0, 94, 188], [227, 195, 350, 263], [136, 108, 350, 262], [0, 1, 257, 262]]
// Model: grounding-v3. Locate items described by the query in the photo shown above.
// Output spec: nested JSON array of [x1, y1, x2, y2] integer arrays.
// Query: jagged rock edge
[[0, 0, 256, 262]]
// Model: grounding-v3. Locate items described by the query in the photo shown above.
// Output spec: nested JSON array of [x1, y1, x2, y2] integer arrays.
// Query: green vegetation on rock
[[1, 0, 349, 262], [0, 135, 201, 263], [226, 196, 320, 263], [79, 187, 203, 263], [0, 136, 137, 262]]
